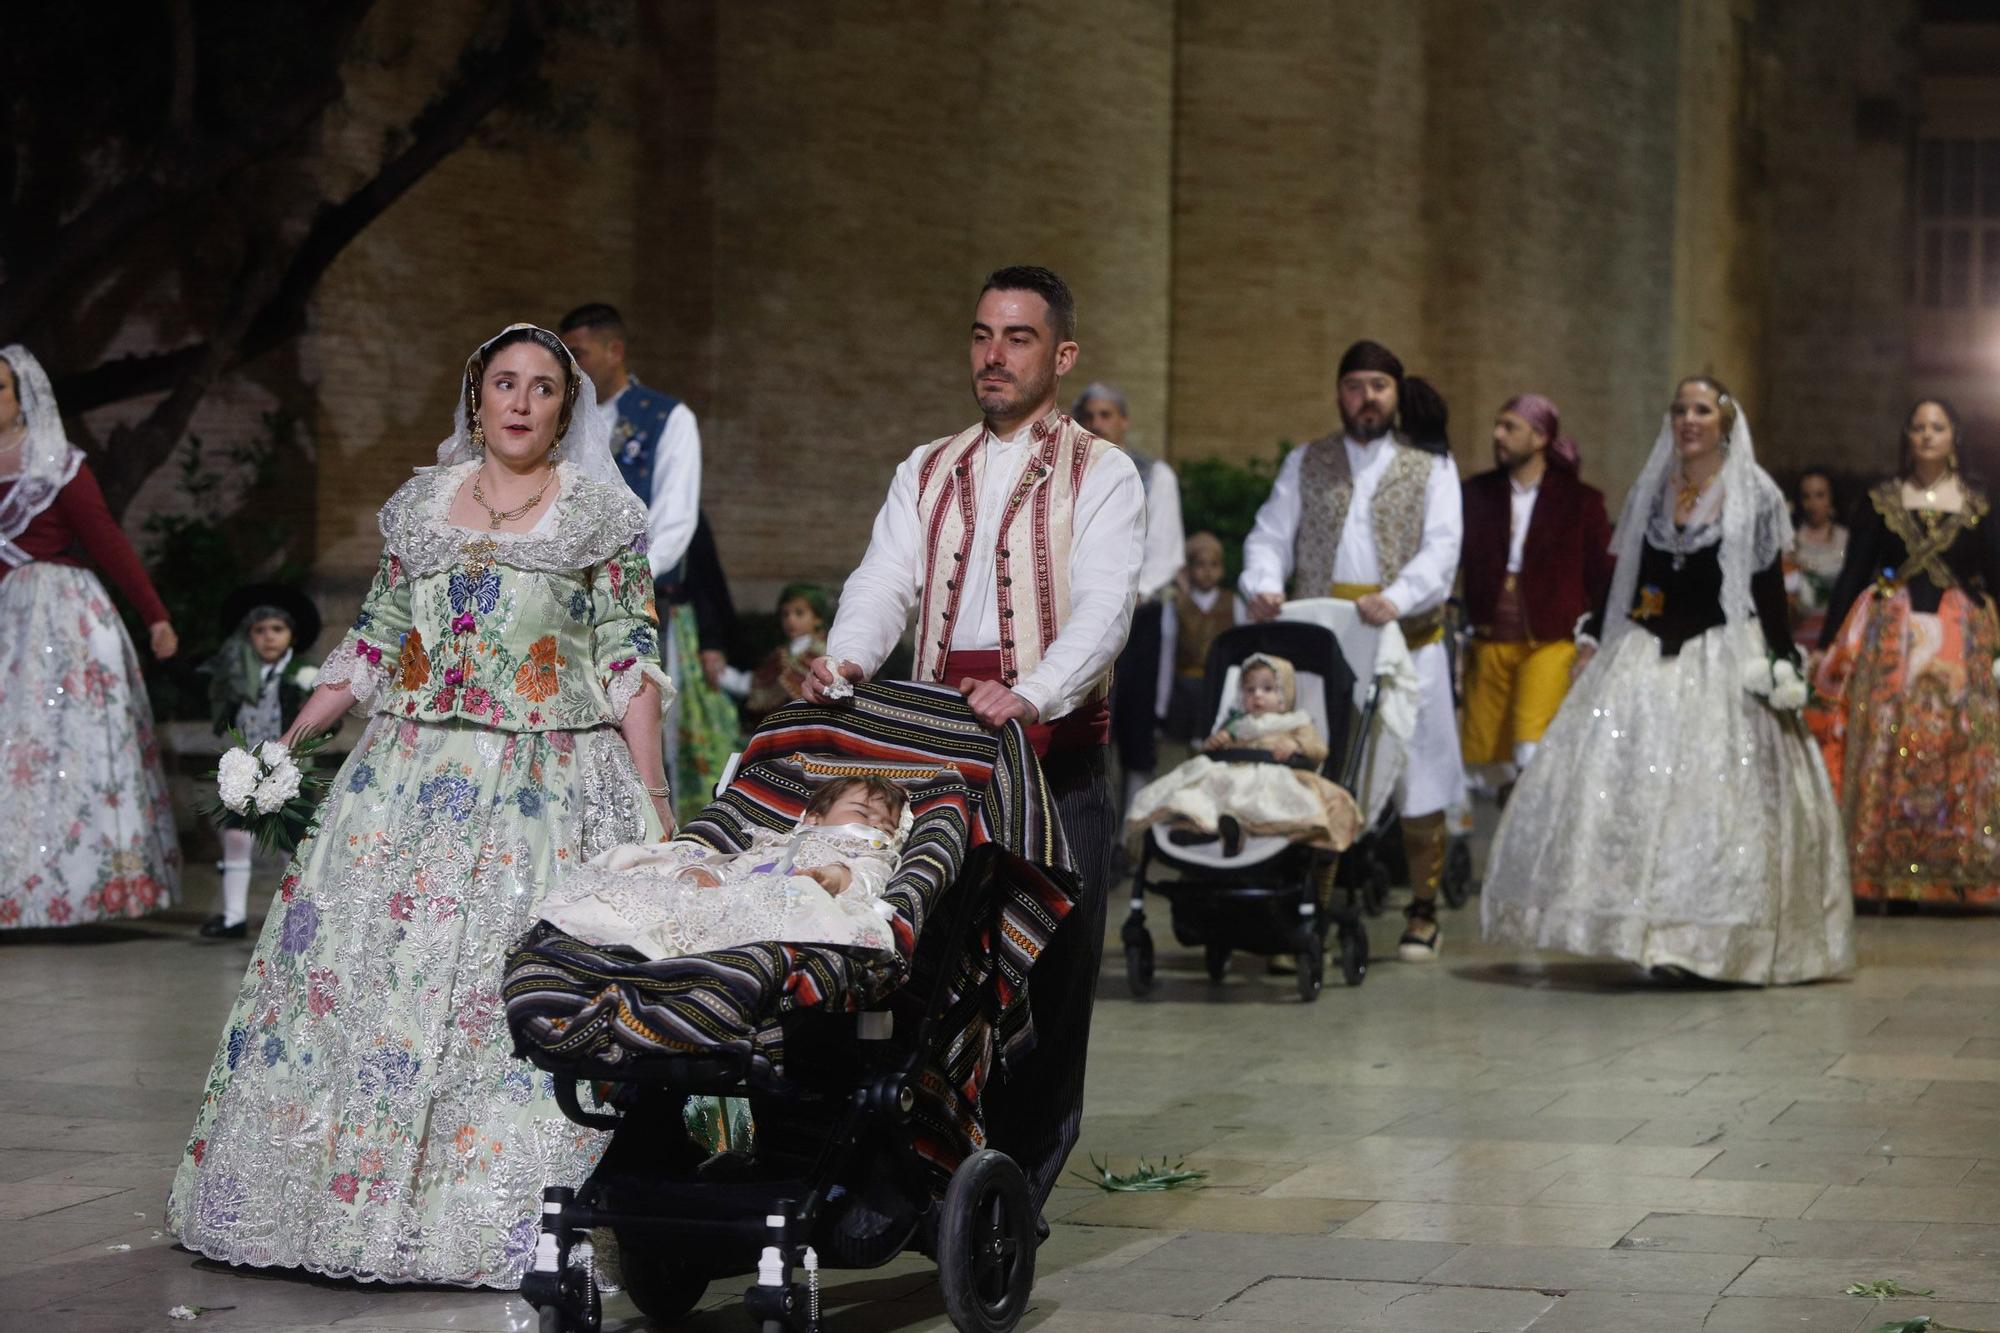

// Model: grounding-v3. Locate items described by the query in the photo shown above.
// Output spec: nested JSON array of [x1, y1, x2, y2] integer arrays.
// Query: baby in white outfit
[[540, 776, 911, 961]]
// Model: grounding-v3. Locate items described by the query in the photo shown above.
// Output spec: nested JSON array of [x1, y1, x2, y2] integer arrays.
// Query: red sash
[[942, 650, 1110, 757]]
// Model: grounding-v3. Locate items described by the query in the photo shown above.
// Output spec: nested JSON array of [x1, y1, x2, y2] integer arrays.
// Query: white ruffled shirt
[[829, 421, 1145, 722]]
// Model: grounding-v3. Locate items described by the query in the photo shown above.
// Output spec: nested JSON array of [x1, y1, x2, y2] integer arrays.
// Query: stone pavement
[[2, 866, 1998, 1332]]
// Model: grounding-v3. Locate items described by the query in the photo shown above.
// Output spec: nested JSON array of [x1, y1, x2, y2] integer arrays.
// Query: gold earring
[[470, 418, 486, 450]]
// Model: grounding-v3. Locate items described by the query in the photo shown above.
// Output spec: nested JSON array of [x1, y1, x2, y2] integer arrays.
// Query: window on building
[[1916, 136, 2000, 308]]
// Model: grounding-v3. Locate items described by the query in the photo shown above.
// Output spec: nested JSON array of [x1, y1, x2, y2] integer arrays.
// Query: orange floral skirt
[[1806, 586, 2000, 907]]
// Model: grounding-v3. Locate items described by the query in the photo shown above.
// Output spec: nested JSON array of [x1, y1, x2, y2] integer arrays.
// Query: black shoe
[[1167, 826, 1219, 847], [1218, 815, 1243, 858], [198, 915, 247, 939], [1397, 900, 1440, 963]]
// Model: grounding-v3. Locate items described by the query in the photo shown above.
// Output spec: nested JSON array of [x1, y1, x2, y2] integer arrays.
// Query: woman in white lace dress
[[167, 325, 675, 1287], [1482, 377, 1853, 985]]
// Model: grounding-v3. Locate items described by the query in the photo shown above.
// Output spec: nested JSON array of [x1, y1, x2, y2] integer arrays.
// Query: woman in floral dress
[[1808, 399, 2000, 909], [167, 325, 675, 1286], [0, 344, 180, 930]]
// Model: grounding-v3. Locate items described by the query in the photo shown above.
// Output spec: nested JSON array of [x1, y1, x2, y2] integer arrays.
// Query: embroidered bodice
[[319, 460, 672, 730]]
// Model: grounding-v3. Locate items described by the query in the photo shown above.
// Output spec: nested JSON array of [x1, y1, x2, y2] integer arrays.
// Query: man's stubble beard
[[977, 363, 1055, 425], [1340, 406, 1392, 443]]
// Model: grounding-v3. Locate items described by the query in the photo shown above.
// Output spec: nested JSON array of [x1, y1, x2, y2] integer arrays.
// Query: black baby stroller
[[1120, 618, 1373, 1001], [503, 683, 1079, 1333]]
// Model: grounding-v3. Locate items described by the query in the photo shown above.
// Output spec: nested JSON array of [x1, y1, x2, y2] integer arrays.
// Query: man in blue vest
[[558, 303, 702, 581], [560, 303, 731, 815]]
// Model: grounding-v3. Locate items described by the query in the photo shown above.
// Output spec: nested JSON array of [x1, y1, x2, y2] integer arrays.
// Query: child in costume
[[540, 775, 909, 961], [1159, 531, 1247, 740], [197, 584, 324, 939], [719, 582, 832, 726], [1126, 653, 1358, 856]]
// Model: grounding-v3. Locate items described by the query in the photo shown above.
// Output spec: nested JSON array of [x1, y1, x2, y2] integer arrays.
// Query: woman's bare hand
[[281, 682, 356, 746]]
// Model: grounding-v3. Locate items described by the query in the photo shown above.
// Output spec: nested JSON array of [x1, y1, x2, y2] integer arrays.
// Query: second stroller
[[1121, 619, 1374, 1000]]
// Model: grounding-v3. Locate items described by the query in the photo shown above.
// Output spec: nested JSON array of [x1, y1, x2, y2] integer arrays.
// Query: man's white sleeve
[[825, 452, 925, 679], [1238, 446, 1307, 598], [647, 403, 702, 580], [1136, 461, 1186, 596]]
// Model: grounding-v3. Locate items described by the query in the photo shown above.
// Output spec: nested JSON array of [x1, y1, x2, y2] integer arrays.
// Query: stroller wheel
[[1204, 941, 1230, 983], [613, 1230, 708, 1324], [1362, 856, 1390, 917], [1124, 933, 1155, 997], [1339, 922, 1369, 986], [939, 1149, 1037, 1332], [1295, 947, 1323, 1002], [1442, 837, 1474, 909]]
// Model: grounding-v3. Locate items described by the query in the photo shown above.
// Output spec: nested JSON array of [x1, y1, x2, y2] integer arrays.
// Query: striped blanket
[[503, 681, 1078, 1178]]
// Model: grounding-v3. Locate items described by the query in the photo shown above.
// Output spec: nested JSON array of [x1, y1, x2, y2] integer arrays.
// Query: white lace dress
[[541, 821, 900, 961]]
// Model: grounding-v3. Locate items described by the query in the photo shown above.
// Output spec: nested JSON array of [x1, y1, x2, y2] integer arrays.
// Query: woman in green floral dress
[[167, 325, 676, 1287]]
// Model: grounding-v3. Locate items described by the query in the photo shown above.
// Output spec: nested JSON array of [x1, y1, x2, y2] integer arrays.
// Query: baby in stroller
[[540, 775, 911, 962], [1125, 652, 1359, 858]]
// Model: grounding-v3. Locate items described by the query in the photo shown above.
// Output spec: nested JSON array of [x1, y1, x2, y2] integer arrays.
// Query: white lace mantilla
[[378, 460, 647, 579]]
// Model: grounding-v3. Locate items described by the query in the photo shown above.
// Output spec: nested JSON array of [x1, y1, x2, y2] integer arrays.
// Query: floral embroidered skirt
[[0, 562, 179, 929], [1807, 586, 2000, 907], [1483, 624, 1854, 985], [664, 604, 742, 824], [166, 714, 659, 1287]]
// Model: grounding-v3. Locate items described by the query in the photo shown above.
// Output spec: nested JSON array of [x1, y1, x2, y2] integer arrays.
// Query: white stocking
[[219, 828, 254, 927]]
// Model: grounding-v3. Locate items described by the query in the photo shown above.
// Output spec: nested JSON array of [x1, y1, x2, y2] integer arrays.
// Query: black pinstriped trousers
[[984, 743, 1117, 1209]]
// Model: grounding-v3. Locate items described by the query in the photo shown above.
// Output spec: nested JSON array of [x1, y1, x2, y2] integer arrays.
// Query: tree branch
[[0, 2, 375, 344], [53, 345, 209, 413], [242, 0, 553, 355]]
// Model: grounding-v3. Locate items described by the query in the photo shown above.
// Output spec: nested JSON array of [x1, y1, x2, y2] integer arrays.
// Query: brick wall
[[168, 0, 1913, 641]]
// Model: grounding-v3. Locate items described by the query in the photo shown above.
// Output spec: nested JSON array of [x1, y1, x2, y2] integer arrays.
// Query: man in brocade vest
[[1240, 339, 1465, 963], [805, 265, 1145, 1210], [1458, 393, 1612, 794]]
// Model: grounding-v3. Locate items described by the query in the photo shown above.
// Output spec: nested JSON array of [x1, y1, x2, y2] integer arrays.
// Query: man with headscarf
[[1458, 394, 1613, 795], [1239, 338, 1464, 961], [1073, 381, 1184, 814], [804, 265, 1144, 1211]]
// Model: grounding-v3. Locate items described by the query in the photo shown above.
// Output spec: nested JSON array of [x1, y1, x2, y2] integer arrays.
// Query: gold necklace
[[1673, 469, 1712, 518], [471, 466, 553, 529]]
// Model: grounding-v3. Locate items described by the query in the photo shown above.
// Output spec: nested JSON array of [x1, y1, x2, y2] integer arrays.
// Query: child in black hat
[[197, 584, 325, 938]]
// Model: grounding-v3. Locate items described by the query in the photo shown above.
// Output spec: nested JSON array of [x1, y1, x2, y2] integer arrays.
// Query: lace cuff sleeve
[[318, 635, 392, 706], [605, 657, 675, 723]]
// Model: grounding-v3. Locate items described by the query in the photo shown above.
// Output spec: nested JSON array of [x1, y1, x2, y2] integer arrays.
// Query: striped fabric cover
[[503, 681, 1078, 1180]]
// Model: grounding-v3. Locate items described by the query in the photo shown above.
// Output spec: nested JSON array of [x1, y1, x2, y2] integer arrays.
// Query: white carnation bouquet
[[1741, 654, 1809, 712], [201, 730, 332, 855]]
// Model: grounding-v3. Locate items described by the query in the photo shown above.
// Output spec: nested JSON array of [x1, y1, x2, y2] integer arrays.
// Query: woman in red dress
[[0, 344, 181, 929]]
